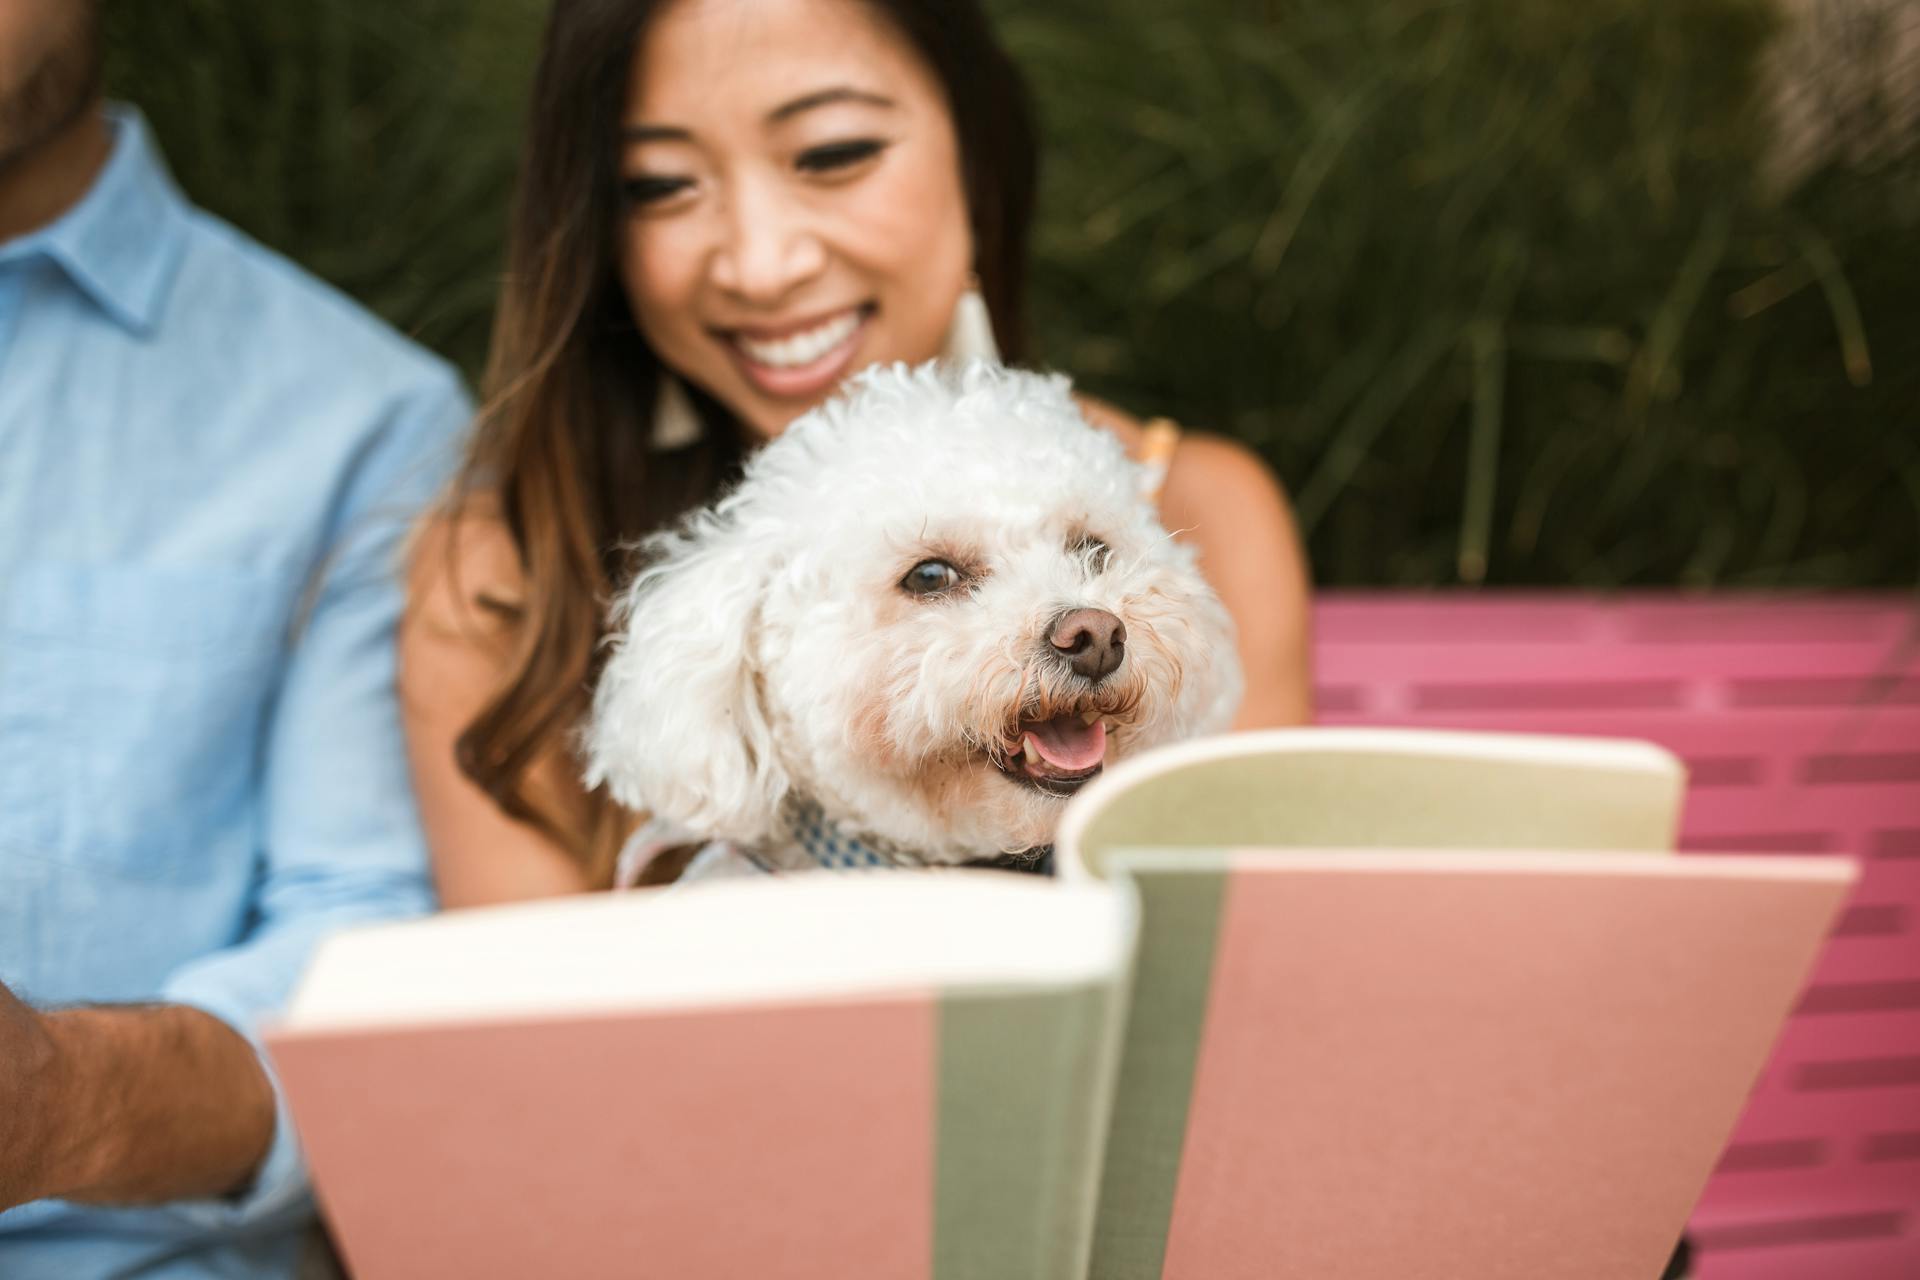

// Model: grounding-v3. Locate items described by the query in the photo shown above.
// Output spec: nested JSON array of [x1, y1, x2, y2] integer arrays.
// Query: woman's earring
[[940, 281, 1001, 366], [649, 373, 703, 451]]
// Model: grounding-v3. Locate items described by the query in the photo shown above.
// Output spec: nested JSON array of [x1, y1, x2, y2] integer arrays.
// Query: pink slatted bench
[[1313, 594, 1920, 1280]]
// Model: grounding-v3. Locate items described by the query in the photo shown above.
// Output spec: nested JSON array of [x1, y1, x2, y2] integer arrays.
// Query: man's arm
[[0, 365, 470, 1228], [0, 985, 273, 1212], [135, 367, 473, 1230]]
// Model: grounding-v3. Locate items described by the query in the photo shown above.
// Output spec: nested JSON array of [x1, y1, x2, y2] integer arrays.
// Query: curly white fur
[[584, 361, 1242, 864]]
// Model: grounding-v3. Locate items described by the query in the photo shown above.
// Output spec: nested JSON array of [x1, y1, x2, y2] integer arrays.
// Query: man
[[0, 4, 469, 1274]]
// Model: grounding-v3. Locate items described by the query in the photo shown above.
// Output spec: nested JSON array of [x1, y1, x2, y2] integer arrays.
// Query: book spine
[[933, 979, 1126, 1280], [1087, 867, 1229, 1280]]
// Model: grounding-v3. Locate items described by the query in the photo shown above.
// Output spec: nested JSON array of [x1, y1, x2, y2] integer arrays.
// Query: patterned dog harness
[[613, 797, 1053, 888]]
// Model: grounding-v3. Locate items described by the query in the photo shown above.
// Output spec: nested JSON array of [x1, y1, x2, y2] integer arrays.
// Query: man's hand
[[0, 980, 277, 1212], [0, 981, 62, 1210]]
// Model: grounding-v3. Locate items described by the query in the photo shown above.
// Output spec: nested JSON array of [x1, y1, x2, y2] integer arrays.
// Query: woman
[[400, 0, 1313, 904]]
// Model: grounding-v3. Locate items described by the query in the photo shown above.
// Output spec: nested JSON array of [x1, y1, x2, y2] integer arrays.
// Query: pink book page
[[1161, 853, 1853, 1280], [270, 996, 935, 1280]]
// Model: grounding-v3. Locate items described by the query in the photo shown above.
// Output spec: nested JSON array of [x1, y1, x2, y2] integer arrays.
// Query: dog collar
[[784, 797, 908, 870], [782, 798, 1053, 876]]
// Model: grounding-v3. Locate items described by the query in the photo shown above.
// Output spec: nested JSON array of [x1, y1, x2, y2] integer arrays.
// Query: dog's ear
[[583, 516, 789, 844]]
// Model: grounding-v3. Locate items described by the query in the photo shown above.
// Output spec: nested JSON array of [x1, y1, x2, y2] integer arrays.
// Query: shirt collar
[[2, 105, 190, 334]]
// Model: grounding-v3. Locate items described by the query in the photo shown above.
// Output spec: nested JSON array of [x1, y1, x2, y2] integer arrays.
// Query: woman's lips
[[722, 306, 870, 400]]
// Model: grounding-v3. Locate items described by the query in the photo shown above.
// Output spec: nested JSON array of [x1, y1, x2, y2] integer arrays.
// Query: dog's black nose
[[1049, 608, 1126, 682]]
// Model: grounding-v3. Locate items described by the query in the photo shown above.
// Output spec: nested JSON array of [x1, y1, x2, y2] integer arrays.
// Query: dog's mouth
[[993, 711, 1108, 798]]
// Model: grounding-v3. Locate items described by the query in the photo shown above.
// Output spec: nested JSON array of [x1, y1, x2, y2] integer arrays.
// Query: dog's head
[[584, 361, 1242, 861]]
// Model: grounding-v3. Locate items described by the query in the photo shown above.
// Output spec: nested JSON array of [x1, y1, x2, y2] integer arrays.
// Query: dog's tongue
[[1023, 716, 1107, 771]]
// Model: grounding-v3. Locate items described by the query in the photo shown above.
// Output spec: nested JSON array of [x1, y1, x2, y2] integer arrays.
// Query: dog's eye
[[900, 559, 962, 597], [1072, 535, 1113, 574]]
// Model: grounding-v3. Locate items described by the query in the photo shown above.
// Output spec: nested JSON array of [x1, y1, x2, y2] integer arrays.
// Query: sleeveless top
[[1136, 417, 1182, 503]]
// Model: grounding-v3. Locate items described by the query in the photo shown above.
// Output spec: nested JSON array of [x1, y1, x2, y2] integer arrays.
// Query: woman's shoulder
[[403, 495, 527, 645], [1071, 392, 1286, 511]]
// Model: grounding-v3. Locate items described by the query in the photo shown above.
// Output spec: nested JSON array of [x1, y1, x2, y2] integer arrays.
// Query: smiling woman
[[615, 3, 973, 433], [398, 0, 1312, 904]]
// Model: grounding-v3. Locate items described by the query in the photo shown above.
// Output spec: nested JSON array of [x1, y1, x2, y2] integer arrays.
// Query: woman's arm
[[398, 513, 597, 906], [1075, 396, 1314, 729]]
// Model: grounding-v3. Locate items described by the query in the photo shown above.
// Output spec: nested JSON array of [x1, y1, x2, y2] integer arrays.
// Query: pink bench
[[1313, 594, 1920, 1280]]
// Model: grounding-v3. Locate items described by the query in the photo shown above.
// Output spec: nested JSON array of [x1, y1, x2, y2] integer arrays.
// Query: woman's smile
[[718, 303, 874, 400]]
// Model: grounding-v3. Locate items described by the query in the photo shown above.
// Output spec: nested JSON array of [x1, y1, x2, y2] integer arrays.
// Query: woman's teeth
[[734, 311, 861, 369]]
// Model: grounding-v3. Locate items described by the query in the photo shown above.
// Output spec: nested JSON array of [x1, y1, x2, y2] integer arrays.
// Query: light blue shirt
[[0, 107, 470, 1277]]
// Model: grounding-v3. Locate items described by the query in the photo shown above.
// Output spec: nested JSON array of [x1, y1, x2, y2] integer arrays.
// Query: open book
[[268, 730, 1856, 1279], [270, 874, 1134, 1279]]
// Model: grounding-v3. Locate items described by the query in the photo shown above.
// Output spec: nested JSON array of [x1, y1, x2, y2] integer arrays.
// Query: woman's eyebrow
[[622, 122, 692, 143], [620, 87, 897, 143], [768, 86, 898, 123]]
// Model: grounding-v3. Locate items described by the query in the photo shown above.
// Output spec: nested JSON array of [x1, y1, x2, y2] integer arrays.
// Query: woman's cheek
[[621, 222, 704, 335]]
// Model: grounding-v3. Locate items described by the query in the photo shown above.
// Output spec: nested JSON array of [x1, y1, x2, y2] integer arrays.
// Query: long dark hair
[[446, 0, 1038, 878]]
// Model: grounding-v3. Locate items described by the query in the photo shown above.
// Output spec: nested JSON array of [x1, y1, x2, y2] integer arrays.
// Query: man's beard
[[0, 10, 102, 174]]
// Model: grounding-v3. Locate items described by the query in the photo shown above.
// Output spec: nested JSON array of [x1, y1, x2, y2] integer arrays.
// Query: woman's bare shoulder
[[1070, 391, 1284, 507], [1160, 430, 1293, 522], [398, 500, 601, 905], [404, 497, 527, 643]]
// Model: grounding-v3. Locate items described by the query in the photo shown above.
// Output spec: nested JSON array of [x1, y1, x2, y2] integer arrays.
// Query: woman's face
[[618, 0, 974, 440]]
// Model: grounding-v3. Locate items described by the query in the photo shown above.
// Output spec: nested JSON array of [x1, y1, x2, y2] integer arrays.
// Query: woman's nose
[[709, 179, 826, 305]]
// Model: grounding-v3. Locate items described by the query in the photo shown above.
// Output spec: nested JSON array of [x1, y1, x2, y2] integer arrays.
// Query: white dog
[[584, 361, 1241, 883]]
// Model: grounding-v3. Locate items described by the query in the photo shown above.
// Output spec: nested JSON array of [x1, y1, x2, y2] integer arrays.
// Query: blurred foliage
[[104, 1, 542, 375], [106, 0, 1919, 587]]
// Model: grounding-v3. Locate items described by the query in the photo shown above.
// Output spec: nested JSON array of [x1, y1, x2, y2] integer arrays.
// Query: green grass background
[[104, 0, 1920, 588]]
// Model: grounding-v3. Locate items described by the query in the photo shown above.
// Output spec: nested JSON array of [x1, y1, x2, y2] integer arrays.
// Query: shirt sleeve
[[152, 364, 472, 1231]]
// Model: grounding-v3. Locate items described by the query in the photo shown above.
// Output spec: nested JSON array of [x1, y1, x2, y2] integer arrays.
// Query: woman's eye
[[621, 175, 694, 207], [796, 139, 888, 175], [900, 559, 962, 596]]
